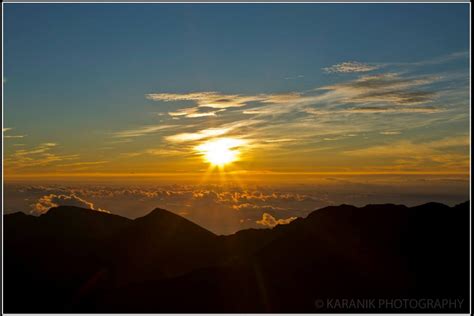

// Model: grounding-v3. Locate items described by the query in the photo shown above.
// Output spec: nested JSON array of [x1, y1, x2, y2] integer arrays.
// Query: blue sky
[[3, 3, 470, 177]]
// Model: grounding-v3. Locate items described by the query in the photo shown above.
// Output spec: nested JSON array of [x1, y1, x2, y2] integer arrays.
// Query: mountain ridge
[[4, 201, 470, 313], [7, 200, 466, 236]]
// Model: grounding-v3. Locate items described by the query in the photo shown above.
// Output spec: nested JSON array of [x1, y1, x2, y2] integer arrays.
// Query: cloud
[[340, 106, 441, 113], [324, 52, 467, 74], [141, 71, 450, 165], [284, 74, 304, 80], [5, 178, 468, 235], [428, 136, 470, 148], [146, 71, 441, 136], [112, 125, 177, 138], [345, 135, 468, 157], [323, 61, 379, 73], [4, 143, 79, 170], [121, 148, 187, 158], [3, 127, 26, 139], [380, 131, 401, 135], [344, 135, 469, 172], [242, 109, 272, 115], [256, 213, 298, 228], [168, 107, 223, 118], [395, 51, 469, 67], [146, 92, 304, 118], [231, 203, 287, 212], [6, 184, 318, 233], [12, 143, 58, 156], [31, 194, 109, 215], [319, 73, 439, 106], [147, 92, 256, 109], [156, 72, 442, 128], [165, 127, 231, 143], [56, 161, 109, 171]]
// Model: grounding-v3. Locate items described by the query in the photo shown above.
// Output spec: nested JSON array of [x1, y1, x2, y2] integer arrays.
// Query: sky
[[2, 4, 470, 233]]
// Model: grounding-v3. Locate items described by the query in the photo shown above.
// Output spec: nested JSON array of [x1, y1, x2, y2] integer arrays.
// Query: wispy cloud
[[344, 135, 469, 172], [345, 135, 468, 157], [323, 61, 380, 73], [168, 107, 223, 118], [4, 143, 79, 170], [146, 71, 441, 126], [395, 51, 469, 68], [146, 92, 305, 119], [3, 127, 26, 139], [121, 147, 188, 158], [57, 161, 109, 169], [147, 92, 256, 109], [380, 131, 401, 135], [304, 105, 442, 115], [112, 124, 177, 138], [318, 73, 439, 106], [324, 52, 468, 74], [284, 74, 305, 80], [165, 127, 231, 143]]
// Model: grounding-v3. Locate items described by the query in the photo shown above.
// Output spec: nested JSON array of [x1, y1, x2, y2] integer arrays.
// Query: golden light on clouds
[[165, 127, 230, 143], [196, 138, 246, 167]]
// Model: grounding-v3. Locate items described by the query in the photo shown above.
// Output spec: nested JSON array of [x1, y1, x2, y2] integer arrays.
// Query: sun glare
[[196, 138, 245, 167]]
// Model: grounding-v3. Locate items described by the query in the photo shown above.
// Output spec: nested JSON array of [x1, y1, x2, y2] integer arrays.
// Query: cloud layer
[[3, 178, 469, 234]]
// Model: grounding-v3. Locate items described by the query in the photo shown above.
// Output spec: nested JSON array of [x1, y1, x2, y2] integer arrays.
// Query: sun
[[196, 138, 245, 167]]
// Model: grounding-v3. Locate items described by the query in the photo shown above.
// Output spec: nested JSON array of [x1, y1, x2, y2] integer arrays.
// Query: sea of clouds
[[3, 176, 469, 234]]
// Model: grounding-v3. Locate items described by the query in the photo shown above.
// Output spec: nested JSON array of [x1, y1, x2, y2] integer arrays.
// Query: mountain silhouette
[[4, 202, 470, 313]]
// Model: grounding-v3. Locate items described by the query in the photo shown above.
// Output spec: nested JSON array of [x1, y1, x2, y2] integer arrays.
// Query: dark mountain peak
[[40, 206, 131, 233], [146, 207, 180, 218], [307, 203, 412, 219], [5, 211, 29, 218], [306, 203, 357, 219], [422, 201, 448, 207], [412, 201, 450, 211], [324, 203, 358, 211], [133, 207, 216, 237], [4, 211, 38, 228], [454, 201, 470, 209], [364, 203, 406, 209], [43, 205, 99, 217], [135, 207, 188, 224]]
